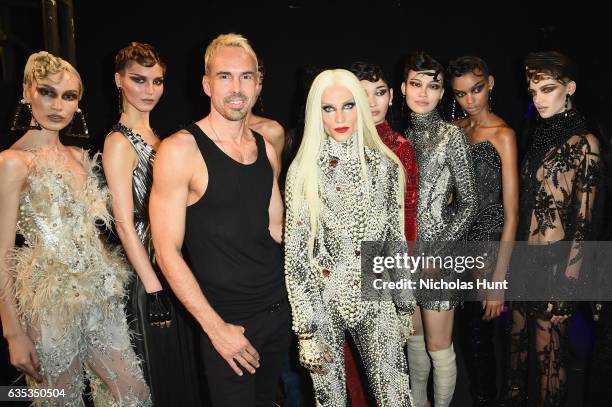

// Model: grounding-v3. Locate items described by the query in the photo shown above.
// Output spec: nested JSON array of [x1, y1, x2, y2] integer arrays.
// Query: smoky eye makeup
[[541, 85, 558, 93], [36, 86, 56, 97], [375, 87, 388, 97], [342, 102, 356, 110], [153, 77, 164, 86], [129, 74, 146, 84], [472, 82, 485, 93], [408, 80, 422, 88], [62, 92, 78, 101], [322, 105, 335, 113]]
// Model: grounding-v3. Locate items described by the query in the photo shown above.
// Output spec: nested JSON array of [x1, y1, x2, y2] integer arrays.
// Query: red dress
[[344, 121, 419, 406]]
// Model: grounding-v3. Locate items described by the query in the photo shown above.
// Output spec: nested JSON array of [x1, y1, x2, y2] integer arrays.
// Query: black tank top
[[182, 124, 285, 322]]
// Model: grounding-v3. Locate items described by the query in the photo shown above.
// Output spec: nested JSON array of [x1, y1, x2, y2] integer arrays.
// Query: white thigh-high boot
[[406, 335, 431, 407], [429, 343, 457, 407]]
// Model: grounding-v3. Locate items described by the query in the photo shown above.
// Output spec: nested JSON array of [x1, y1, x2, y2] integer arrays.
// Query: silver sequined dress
[[406, 111, 477, 310], [10, 147, 150, 406], [285, 135, 413, 407]]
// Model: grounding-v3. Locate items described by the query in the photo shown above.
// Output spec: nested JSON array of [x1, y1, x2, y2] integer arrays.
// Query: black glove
[[146, 290, 172, 327]]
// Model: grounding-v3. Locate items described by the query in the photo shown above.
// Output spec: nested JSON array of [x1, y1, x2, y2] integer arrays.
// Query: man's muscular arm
[[150, 131, 259, 375], [264, 139, 283, 243]]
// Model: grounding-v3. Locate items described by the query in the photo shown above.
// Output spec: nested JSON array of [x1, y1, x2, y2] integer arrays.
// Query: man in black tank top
[[150, 33, 289, 407]]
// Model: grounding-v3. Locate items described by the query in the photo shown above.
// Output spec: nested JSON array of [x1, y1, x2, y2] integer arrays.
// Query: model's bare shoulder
[[0, 149, 30, 184]]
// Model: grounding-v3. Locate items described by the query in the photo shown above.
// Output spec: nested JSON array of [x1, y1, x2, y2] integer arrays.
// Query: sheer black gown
[[461, 141, 504, 406], [501, 110, 600, 407], [112, 123, 202, 406]]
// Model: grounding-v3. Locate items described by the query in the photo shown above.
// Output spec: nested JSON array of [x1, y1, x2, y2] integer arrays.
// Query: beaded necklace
[[523, 108, 588, 174]]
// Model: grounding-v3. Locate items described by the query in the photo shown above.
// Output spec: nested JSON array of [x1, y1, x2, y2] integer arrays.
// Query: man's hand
[[209, 322, 260, 376], [7, 333, 42, 383]]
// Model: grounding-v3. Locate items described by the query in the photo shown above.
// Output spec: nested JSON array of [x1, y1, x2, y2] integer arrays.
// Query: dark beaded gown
[[111, 123, 202, 406], [501, 109, 600, 407], [461, 140, 504, 406]]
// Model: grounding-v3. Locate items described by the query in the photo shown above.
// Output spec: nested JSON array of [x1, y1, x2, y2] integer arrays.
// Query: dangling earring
[[117, 87, 123, 114], [488, 90, 493, 112], [451, 99, 457, 120], [564, 94, 570, 116], [387, 100, 395, 126], [64, 108, 89, 138], [11, 99, 42, 131]]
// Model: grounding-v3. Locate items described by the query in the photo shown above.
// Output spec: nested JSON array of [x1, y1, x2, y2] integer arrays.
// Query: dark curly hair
[[349, 61, 388, 84], [115, 42, 166, 74], [447, 56, 490, 80], [524, 51, 576, 85], [402, 51, 444, 82]]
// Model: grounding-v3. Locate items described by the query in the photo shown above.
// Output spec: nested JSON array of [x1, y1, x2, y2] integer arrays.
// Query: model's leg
[[406, 306, 430, 407], [460, 301, 497, 406], [500, 304, 528, 407], [308, 308, 347, 407], [534, 317, 568, 407], [352, 302, 412, 407], [26, 317, 86, 406], [84, 302, 151, 406], [422, 308, 456, 407]]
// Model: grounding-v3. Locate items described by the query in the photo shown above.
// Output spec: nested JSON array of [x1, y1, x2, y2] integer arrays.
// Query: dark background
[[1, 1, 610, 406], [2, 0, 611, 153]]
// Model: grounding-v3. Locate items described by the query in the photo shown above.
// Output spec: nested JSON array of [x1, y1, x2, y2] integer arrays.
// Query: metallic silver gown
[[406, 111, 477, 310], [285, 135, 413, 407]]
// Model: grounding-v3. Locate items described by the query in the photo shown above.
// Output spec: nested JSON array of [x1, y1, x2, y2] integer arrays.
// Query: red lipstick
[[334, 127, 349, 133]]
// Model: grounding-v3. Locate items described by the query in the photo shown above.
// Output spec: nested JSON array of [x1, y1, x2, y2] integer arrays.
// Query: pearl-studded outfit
[[406, 110, 477, 310], [285, 135, 413, 407], [10, 147, 150, 406]]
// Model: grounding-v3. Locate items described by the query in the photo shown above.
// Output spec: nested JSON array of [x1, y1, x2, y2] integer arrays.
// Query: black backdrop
[[1, 1, 611, 153], [2, 0, 612, 399]]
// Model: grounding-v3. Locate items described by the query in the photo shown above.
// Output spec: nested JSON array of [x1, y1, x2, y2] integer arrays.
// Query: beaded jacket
[[284, 135, 411, 336], [10, 148, 130, 328], [376, 120, 418, 241], [405, 111, 477, 249]]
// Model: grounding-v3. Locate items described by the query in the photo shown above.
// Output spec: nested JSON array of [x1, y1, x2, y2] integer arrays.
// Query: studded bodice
[[12, 148, 130, 324], [466, 141, 504, 241], [406, 111, 477, 247], [284, 135, 406, 334]]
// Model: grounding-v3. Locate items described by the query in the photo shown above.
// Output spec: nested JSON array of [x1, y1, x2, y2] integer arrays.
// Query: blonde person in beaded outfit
[[0, 52, 150, 406], [284, 69, 414, 407]]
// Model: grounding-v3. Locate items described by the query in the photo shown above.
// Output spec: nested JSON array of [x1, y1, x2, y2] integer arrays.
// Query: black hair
[[524, 51, 577, 84], [402, 51, 444, 82], [349, 61, 388, 85], [447, 56, 490, 80]]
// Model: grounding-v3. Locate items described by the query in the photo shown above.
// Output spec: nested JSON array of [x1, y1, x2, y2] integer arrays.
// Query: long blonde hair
[[290, 69, 406, 258]]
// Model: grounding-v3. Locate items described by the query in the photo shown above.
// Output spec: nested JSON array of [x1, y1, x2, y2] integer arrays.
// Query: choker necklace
[[523, 108, 587, 173]]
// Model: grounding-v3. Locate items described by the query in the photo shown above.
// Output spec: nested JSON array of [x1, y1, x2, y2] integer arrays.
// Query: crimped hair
[[288, 69, 406, 258], [524, 51, 577, 85], [115, 42, 166, 73], [349, 61, 389, 84], [23, 51, 83, 99], [402, 51, 444, 82], [204, 33, 258, 75], [447, 56, 490, 80]]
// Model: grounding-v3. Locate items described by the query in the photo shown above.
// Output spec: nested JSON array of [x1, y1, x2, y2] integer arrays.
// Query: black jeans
[[200, 298, 291, 407]]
